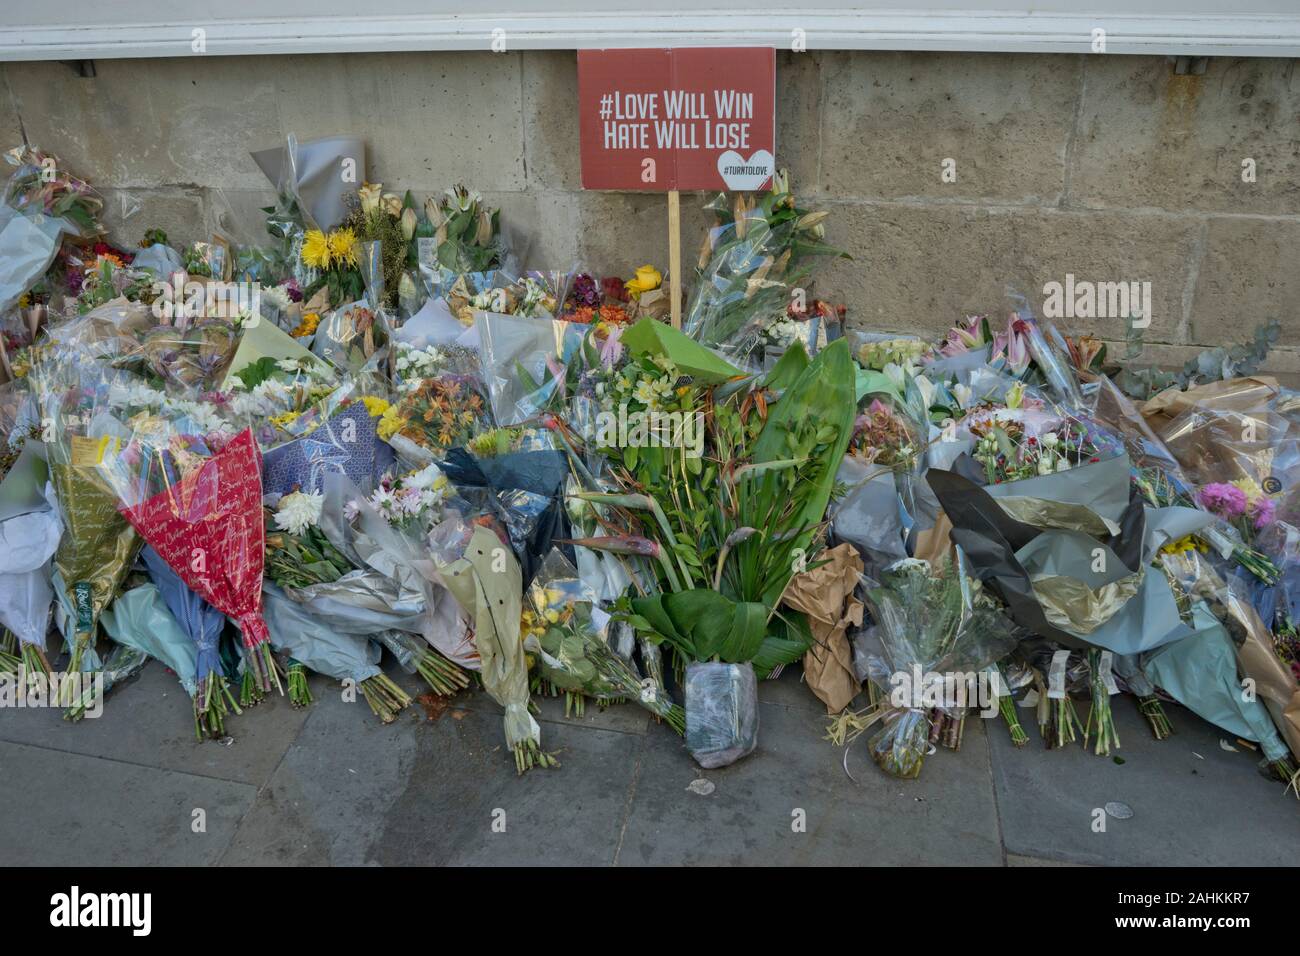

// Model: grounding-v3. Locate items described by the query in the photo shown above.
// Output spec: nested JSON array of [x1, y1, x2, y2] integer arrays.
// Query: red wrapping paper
[[119, 428, 270, 649]]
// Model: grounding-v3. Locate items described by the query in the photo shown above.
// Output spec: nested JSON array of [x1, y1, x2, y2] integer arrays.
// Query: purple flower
[[598, 325, 625, 369], [1199, 482, 1248, 519], [570, 273, 601, 309], [1252, 497, 1276, 530]]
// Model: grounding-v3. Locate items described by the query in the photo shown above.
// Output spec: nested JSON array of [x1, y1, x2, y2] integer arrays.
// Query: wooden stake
[[668, 189, 682, 328]]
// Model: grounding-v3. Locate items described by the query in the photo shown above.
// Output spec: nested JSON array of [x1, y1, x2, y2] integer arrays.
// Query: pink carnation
[[1199, 482, 1248, 519], [1252, 496, 1276, 530]]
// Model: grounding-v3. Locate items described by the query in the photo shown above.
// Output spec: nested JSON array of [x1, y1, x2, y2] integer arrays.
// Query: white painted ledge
[[2, 10, 1299, 60]]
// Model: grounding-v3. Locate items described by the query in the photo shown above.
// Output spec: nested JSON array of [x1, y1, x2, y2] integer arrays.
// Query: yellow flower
[[377, 405, 404, 440], [290, 312, 321, 338], [361, 395, 390, 417], [329, 228, 358, 267], [301, 230, 331, 270], [625, 264, 662, 299], [1231, 477, 1264, 505], [270, 410, 300, 429]]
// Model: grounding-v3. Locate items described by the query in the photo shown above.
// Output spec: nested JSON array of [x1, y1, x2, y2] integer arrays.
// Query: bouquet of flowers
[[299, 225, 362, 307], [684, 172, 848, 363], [139, 546, 240, 736], [36, 357, 143, 694], [102, 425, 281, 696], [859, 558, 1017, 777], [848, 398, 921, 471], [0, 146, 103, 318], [439, 524, 554, 772], [378, 370, 492, 465], [425, 185, 503, 275], [523, 549, 684, 730]]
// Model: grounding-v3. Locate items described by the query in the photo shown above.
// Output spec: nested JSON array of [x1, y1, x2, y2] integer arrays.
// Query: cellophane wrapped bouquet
[[859, 558, 1017, 778], [96, 419, 282, 700]]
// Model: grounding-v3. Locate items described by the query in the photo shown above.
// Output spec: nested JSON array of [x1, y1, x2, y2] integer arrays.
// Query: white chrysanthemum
[[404, 463, 443, 491], [274, 491, 324, 535], [261, 284, 292, 311]]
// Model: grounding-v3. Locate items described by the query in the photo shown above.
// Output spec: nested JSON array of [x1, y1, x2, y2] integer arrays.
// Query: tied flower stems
[[193, 672, 241, 740], [0, 627, 15, 659], [20, 642, 51, 688], [998, 691, 1030, 747], [1036, 669, 1082, 750], [1084, 649, 1121, 756], [412, 646, 471, 697], [1139, 695, 1173, 739], [60, 634, 97, 707], [246, 641, 283, 699], [287, 661, 313, 708], [513, 738, 560, 774], [360, 673, 411, 723]]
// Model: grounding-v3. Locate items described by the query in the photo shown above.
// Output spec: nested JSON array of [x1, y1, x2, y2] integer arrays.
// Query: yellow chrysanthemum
[[301, 229, 331, 270], [360, 395, 390, 418], [377, 405, 404, 440], [328, 228, 358, 267], [1231, 477, 1264, 505], [270, 410, 300, 429]]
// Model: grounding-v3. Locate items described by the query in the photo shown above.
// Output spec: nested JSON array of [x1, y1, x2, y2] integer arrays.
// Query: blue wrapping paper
[[141, 545, 223, 685], [262, 401, 381, 497]]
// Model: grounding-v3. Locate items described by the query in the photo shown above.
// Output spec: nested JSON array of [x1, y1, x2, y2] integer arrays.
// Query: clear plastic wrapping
[[684, 661, 759, 769], [523, 549, 683, 728], [858, 558, 1017, 778]]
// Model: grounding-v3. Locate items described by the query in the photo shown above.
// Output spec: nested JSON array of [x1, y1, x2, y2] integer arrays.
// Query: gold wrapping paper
[[1029, 570, 1142, 635]]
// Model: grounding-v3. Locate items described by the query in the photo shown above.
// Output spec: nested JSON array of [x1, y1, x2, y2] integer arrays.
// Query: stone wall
[[2, 50, 1297, 368]]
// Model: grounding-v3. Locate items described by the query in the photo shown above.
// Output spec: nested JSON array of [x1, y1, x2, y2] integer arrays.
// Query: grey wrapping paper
[[829, 456, 908, 569], [251, 134, 366, 232], [317, 471, 475, 666], [1143, 603, 1290, 762], [263, 583, 381, 684], [928, 454, 1212, 652]]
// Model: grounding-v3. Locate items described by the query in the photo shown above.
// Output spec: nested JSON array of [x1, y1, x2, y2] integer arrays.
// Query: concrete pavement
[[1, 661, 1296, 866]]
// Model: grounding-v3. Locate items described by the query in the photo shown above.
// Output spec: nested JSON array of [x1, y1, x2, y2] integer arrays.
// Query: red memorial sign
[[578, 47, 776, 192]]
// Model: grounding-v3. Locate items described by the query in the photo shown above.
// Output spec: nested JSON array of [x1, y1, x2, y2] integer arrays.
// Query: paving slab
[[0, 660, 311, 787], [987, 695, 1300, 866], [615, 696, 1004, 866], [0, 741, 255, 865], [220, 682, 643, 866]]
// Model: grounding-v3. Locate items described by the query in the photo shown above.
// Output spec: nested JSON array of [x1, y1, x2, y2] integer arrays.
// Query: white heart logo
[[717, 149, 774, 191]]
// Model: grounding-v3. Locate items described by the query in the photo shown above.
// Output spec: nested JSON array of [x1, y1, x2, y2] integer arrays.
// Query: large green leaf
[[719, 600, 769, 663], [633, 590, 769, 664], [620, 318, 742, 384], [751, 338, 857, 603], [760, 342, 810, 391]]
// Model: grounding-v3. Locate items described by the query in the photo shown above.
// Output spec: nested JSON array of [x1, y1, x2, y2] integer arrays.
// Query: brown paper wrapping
[[1141, 376, 1279, 432], [1141, 376, 1285, 488], [913, 511, 955, 566], [782, 543, 864, 713], [1223, 591, 1300, 761]]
